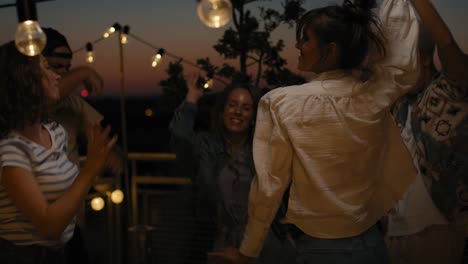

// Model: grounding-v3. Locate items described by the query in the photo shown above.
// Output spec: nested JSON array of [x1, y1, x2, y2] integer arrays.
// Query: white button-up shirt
[[240, 0, 420, 257]]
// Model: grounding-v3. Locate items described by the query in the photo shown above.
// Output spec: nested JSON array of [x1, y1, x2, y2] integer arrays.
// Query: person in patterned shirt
[[386, 0, 468, 263]]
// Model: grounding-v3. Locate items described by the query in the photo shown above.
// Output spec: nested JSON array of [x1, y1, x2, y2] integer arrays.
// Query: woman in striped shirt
[[0, 41, 117, 264]]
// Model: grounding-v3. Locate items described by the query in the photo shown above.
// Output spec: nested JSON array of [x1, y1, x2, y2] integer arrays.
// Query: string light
[[151, 48, 165, 68], [120, 25, 130, 44], [203, 78, 213, 89], [197, 0, 233, 28], [73, 24, 228, 87], [90, 196, 105, 211], [103, 22, 121, 38], [14, 0, 46, 56], [85, 42, 94, 63], [145, 108, 154, 117], [110, 189, 124, 204]]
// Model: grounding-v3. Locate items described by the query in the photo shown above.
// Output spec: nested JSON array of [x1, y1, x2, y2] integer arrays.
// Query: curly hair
[[0, 41, 49, 138]]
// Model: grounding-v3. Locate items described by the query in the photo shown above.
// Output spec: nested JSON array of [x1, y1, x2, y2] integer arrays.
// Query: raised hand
[[81, 123, 118, 180], [185, 74, 204, 104]]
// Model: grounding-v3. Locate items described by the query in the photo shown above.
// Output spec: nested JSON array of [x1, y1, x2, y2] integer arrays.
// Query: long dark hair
[[0, 41, 48, 138], [212, 83, 259, 147], [296, 0, 386, 72]]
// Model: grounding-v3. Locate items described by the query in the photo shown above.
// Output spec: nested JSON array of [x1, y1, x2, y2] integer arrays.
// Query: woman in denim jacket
[[169, 79, 294, 264]]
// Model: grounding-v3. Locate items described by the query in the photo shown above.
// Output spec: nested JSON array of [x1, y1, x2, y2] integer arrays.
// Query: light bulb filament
[[14, 20, 47, 56]]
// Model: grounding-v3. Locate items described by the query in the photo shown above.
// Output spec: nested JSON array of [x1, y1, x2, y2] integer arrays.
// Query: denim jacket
[[169, 101, 294, 263], [169, 101, 231, 220]]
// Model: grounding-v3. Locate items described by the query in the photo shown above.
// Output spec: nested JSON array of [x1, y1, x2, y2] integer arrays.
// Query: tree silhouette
[[201, 0, 307, 91], [158, 0, 307, 115], [156, 61, 188, 116]]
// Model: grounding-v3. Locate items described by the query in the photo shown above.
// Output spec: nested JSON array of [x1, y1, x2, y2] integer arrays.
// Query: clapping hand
[[185, 74, 205, 104], [82, 123, 118, 179]]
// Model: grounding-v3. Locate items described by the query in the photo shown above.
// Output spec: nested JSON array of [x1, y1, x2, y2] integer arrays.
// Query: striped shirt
[[0, 123, 78, 247]]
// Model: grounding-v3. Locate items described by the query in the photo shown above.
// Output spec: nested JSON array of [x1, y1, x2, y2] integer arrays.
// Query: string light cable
[[72, 24, 228, 86]]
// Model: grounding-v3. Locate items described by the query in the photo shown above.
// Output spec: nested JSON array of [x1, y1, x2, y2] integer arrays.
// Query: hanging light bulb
[[197, 0, 233, 28], [103, 22, 121, 38], [151, 48, 165, 68], [203, 78, 214, 89], [90, 196, 105, 211], [85, 42, 94, 63], [120, 34, 128, 44], [110, 189, 124, 204], [14, 0, 46, 56], [145, 108, 154, 117], [120, 25, 130, 44]]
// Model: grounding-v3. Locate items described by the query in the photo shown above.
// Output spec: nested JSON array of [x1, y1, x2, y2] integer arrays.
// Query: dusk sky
[[1, 0, 467, 96]]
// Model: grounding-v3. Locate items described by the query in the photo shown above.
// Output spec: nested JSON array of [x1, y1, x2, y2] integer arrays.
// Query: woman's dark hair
[[212, 83, 259, 146], [296, 0, 386, 71], [0, 41, 48, 138]]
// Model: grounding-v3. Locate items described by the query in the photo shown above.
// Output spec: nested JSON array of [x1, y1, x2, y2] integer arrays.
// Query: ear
[[325, 42, 338, 63]]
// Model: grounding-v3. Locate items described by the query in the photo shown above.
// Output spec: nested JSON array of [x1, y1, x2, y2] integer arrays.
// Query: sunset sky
[[1, 0, 467, 96]]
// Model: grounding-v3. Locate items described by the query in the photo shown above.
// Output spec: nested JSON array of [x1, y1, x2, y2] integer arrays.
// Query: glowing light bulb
[[90, 197, 105, 211], [145, 108, 154, 117], [203, 78, 214, 89], [110, 189, 124, 204], [14, 20, 46, 56], [120, 34, 128, 44], [85, 43, 94, 63], [121, 25, 130, 44], [103, 23, 121, 38], [151, 48, 165, 68], [15, 0, 46, 56], [151, 54, 161, 67], [86, 52, 94, 63], [197, 0, 232, 28]]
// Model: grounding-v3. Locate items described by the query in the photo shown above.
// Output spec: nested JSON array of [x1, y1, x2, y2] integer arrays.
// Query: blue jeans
[[294, 224, 388, 264]]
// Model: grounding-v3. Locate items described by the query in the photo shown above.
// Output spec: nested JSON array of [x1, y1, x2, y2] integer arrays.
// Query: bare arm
[[411, 0, 468, 83], [1, 125, 116, 240], [59, 66, 104, 98], [185, 74, 204, 104], [168, 75, 204, 143]]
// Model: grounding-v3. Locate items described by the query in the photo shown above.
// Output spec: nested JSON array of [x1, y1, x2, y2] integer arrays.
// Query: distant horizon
[[1, 0, 467, 96]]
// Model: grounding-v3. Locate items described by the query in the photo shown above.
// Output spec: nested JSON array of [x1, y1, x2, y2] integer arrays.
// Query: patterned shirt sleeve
[[438, 71, 468, 100]]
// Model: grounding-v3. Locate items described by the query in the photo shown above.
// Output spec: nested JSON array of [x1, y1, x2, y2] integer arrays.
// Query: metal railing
[[82, 152, 185, 264], [127, 152, 209, 264]]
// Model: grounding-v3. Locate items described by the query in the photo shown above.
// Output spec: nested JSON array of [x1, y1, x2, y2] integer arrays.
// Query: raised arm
[[378, 0, 420, 83], [411, 0, 468, 83], [59, 66, 104, 98], [168, 76, 204, 145], [362, 0, 421, 111]]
